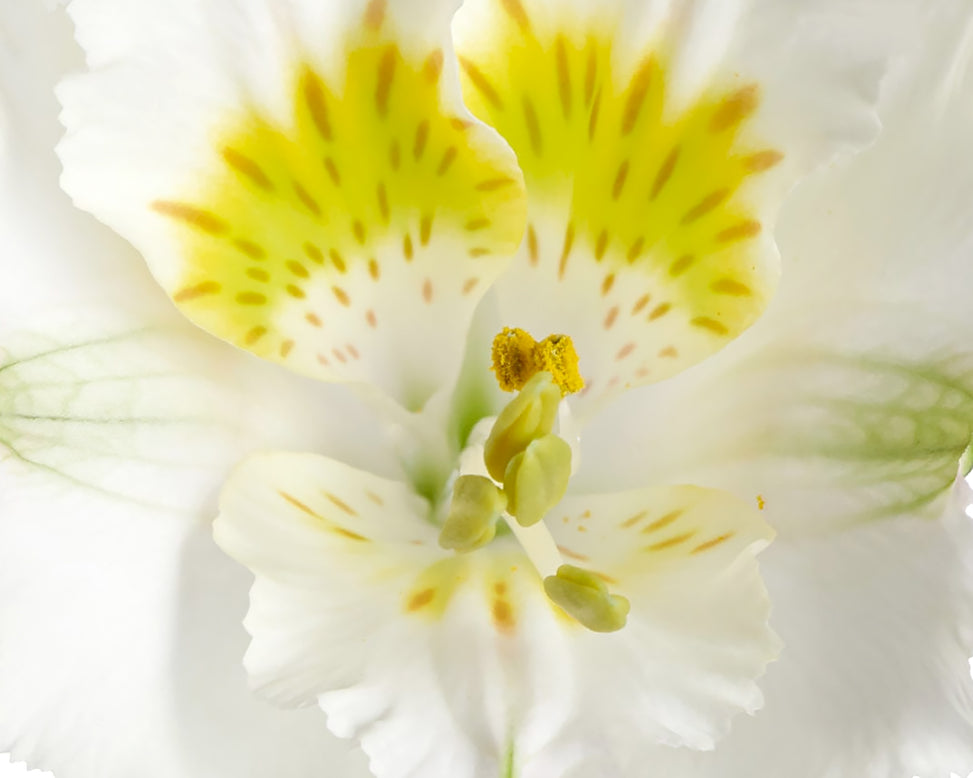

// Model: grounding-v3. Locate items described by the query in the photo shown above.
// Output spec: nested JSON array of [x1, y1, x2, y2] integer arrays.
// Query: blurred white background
[[0, 756, 48, 777], [1, 752, 972, 777]]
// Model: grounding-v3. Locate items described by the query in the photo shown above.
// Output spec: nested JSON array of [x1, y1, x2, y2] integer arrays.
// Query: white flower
[[1, 1, 973, 777]]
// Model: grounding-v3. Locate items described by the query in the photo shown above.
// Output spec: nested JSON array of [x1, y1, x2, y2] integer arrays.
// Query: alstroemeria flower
[[3, 0, 973, 777]]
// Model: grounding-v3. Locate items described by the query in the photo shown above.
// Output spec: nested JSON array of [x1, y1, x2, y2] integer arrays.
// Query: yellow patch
[[403, 557, 470, 619], [153, 13, 524, 377]]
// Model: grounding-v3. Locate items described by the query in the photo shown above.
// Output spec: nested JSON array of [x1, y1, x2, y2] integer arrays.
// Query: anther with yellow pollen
[[491, 326, 584, 395], [439, 329, 630, 633]]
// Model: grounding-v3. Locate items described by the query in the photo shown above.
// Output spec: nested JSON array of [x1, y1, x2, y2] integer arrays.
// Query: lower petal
[[215, 451, 779, 776]]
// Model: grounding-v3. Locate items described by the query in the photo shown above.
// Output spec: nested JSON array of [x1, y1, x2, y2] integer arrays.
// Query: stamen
[[503, 433, 572, 526], [439, 475, 507, 552], [491, 327, 584, 395], [483, 371, 561, 481], [439, 341, 629, 634], [544, 564, 630, 633]]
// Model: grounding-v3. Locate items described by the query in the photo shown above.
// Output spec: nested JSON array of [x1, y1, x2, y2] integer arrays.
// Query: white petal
[[452, 0, 923, 412], [0, 315, 377, 777], [644, 494, 973, 778], [579, 3, 973, 535], [58, 0, 527, 411], [216, 451, 777, 776]]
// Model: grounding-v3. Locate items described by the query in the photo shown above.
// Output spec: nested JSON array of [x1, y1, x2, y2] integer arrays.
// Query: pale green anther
[[543, 564, 631, 633], [439, 475, 508, 553], [503, 433, 572, 527], [484, 372, 561, 482]]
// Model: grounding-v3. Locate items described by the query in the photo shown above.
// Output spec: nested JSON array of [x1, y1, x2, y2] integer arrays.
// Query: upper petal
[[58, 0, 527, 411], [452, 0, 923, 412]]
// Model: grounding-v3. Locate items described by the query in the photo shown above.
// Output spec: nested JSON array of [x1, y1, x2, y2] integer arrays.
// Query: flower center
[[438, 328, 629, 633]]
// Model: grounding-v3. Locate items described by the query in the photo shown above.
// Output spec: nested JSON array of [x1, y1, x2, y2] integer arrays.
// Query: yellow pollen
[[490, 327, 584, 395]]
